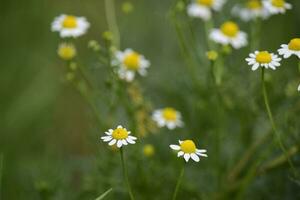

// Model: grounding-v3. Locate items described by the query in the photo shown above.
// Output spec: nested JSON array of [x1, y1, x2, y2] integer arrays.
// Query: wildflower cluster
[[50, 0, 299, 199]]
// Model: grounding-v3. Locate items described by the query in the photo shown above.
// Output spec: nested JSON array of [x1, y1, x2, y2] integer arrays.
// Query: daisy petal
[[177, 151, 184, 157], [170, 145, 181, 150], [191, 153, 200, 162], [184, 154, 190, 162], [108, 139, 116, 146]]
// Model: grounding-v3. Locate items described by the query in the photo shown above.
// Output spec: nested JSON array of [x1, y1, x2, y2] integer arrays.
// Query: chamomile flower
[[170, 140, 207, 162], [263, 0, 292, 15], [112, 49, 150, 82], [187, 0, 226, 21], [57, 43, 76, 60], [232, 0, 270, 22], [101, 125, 137, 148], [298, 84, 300, 92], [209, 21, 248, 49], [278, 38, 300, 59], [152, 107, 183, 130], [246, 51, 281, 71], [51, 14, 90, 38]]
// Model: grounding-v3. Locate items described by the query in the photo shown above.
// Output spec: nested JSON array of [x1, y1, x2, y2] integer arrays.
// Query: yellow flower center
[[62, 15, 77, 28], [143, 144, 155, 157], [180, 140, 196, 153], [220, 21, 239, 38], [123, 52, 140, 70], [112, 128, 128, 140], [247, 0, 262, 10], [162, 108, 177, 121], [271, 0, 285, 8], [58, 44, 76, 60], [256, 51, 272, 63], [288, 38, 300, 51], [197, 0, 214, 7]]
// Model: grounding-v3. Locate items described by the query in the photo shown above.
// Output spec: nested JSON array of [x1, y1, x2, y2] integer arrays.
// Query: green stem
[[204, 19, 214, 50], [250, 19, 261, 51], [0, 154, 3, 199], [77, 65, 94, 90], [70, 80, 105, 129], [120, 148, 135, 200], [298, 61, 300, 74], [171, 12, 199, 87], [228, 131, 271, 182], [258, 145, 299, 175], [261, 68, 297, 175], [172, 166, 185, 200], [105, 0, 120, 48]]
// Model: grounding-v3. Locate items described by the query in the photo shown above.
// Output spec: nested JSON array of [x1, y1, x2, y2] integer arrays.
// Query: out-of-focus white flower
[[209, 21, 248, 49], [246, 51, 281, 71], [278, 38, 300, 59], [232, 0, 270, 21], [187, 0, 226, 21], [112, 49, 150, 82], [152, 107, 183, 130], [51, 14, 90, 38], [170, 140, 207, 162], [263, 0, 292, 15], [101, 125, 137, 148]]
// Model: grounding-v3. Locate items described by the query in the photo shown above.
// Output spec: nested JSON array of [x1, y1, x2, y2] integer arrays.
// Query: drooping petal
[[122, 139, 128, 145], [177, 151, 184, 157], [183, 154, 190, 162], [108, 139, 116, 146], [117, 140, 123, 148], [170, 145, 181, 150], [191, 153, 200, 162], [126, 138, 136, 144], [101, 136, 112, 142]]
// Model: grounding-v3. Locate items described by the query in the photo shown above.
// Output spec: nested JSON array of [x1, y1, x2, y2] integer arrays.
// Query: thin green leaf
[[95, 188, 113, 200]]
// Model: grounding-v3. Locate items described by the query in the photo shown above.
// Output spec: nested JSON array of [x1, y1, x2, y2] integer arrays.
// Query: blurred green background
[[1, 0, 300, 199]]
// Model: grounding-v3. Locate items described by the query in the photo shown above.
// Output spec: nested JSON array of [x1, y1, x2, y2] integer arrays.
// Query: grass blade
[[95, 188, 113, 200]]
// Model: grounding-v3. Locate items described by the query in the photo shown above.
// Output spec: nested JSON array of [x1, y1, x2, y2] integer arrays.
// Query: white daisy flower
[[278, 38, 300, 59], [209, 21, 248, 49], [298, 84, 300, 92], [51, 14, 90, 38], [232, 0, 270, 22], [101, 125, 137, 148], [152, 107, 183, 130], [170, 140, 207, 162], [263, 0, 292, 15], [246, 51, 281, 71], [187, 0, 226, 21], [112, 49, 150, 82]]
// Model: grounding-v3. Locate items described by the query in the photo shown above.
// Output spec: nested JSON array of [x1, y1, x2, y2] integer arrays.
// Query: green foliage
[[0, 0, 300, 199]]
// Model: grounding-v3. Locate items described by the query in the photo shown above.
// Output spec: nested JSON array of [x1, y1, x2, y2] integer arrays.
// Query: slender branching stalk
[[120, 148, 135, 200], [172, 165, 185, 200], [261, 68, 297, 176], [258, 145, 299, 175], [228, 130, 271, 182]]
